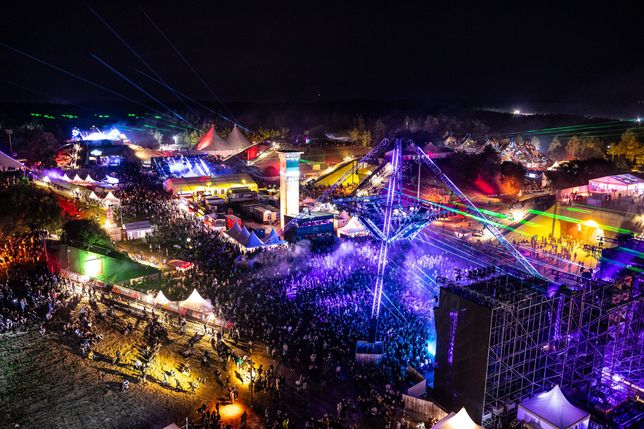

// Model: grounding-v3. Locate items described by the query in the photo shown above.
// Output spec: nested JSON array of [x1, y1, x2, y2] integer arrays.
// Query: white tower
[[279, 150, 303, 228]]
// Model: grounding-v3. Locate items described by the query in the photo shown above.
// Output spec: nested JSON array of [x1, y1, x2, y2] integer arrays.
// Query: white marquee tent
[[517, 385, 590, 429], [0, 150, 23, 171], [180, 289, 213, 313], [431, 407, 481, 429], [338, 216, 368, 237], [155, 290, 170, 306], [226, 125, 252, 153], [102, 191, 121, 207]]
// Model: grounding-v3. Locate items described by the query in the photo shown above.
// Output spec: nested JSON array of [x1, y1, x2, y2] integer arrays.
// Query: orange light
[[219, 403, 243, 420]]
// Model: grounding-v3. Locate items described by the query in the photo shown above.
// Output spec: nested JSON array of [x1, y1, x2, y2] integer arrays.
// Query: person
[[240, 410, 248, 428], [121, 379, 129, 391]]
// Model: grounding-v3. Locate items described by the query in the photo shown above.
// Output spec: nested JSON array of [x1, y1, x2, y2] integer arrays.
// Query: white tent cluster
[[195, 125, 253, 158], [517, 385, 590, 429], [153, 288, 213, 314], [223, 223, 286, 251], [431, 407, 481, 429]]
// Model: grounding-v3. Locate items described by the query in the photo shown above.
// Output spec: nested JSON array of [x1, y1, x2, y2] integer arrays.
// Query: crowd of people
[[0, 265, 71, 332]]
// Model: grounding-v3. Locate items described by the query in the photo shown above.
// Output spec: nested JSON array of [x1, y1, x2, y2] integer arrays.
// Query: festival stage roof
[[0, 150, 23, 171]]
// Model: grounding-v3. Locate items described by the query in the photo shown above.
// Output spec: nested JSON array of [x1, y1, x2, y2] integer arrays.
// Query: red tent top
[[196, 126, 215, 151]]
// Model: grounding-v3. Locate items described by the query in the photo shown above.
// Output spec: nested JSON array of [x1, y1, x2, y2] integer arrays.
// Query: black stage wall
[[434, 287, 492, 424]]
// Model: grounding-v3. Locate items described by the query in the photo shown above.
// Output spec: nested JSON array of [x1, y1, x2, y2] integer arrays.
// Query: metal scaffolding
[[442, 273, 642, 428]]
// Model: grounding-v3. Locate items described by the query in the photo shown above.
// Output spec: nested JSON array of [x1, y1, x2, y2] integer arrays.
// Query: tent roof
[[225, 222, 242, 239], [589, 174, 643, 186], [263, 231, 285, 246], [196, 126, 228, 152], [181, 288, 212, 311], [85, 174, 97, 182], [72, 174, 84, 182], [88, 191, 101, 200], [338, 216, 367, 235], [265, 228, 277, 241], [237, 226, 251, 244], [246, 231, 263, 248], [62, 173, 72, 181], [519, 385, 589, 429], [0, 150, 23, 170], [432, 408, 481, 429], [102, 191, 120, 202], [226, 125, 252, 152], [155, 290, 170, 305]]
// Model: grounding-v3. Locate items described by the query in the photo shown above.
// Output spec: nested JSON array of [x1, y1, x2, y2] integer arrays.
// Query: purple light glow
[[448, 310, 458, 366]]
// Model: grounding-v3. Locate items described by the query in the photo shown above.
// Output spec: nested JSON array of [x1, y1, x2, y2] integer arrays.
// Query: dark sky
[[1, 1, 642, 116]]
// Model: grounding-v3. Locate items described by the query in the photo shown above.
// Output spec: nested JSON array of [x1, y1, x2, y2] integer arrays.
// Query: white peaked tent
[[518, 385, 590, 429], [62, 173, 72, 182], [102, 191, 121, 207], [88, 191, 101, 201], [432, 407, 481, 429], [85, 174, 97, 183], [338, 216, 368, 237], [0, 150, 23, 171], [42, 176, 51, 183], [180, 289, 213, 312], [155, 290, 170, 305], [72, 174, 84, 182], [226, 125, 252, 153]]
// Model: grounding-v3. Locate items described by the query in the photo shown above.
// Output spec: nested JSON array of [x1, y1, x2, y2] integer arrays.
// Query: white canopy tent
[[72, 174, 84, 182], [88, 191, 102, 201], [85, 174, 97, 183], [517, 385, 590, 429], [102, 191, 121, 207], [338, 216, 368, 237], [155, 290, 170, 306], [180, 289, 213, 313], [0, 150, 23, 171], [61, 173, 72, 182], [432, 407, 481, 429], [226, 125, 252, 153]]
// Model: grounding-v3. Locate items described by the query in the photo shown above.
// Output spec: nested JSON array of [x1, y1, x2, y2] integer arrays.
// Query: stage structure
[[281, 138, 541, 342], [434, 272, 642, 427]]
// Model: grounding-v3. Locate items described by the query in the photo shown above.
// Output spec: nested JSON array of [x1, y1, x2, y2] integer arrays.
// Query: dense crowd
[[0, 265, 71, 333]]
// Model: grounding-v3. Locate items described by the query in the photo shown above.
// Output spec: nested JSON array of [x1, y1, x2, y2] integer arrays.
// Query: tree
[[16, 129, 59, 166], [360, 130, 372, 148], [547, 136, 566, 160], [373, 119, 387, 143], [0, 185, 62, 234], [498, 161, 526, 194], [62, 219, 114, 250], [619, 129, 641, 163]]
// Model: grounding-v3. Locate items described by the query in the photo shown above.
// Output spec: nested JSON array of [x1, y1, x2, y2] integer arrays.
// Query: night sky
[[1, 1, 642, 116]]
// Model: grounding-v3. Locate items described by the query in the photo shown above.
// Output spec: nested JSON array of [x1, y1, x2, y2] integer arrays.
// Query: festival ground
[[0, 292, 392, 429]]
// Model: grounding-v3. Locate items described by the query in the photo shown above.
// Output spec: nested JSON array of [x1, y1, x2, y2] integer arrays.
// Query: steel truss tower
[[282, 138, 541, 342]]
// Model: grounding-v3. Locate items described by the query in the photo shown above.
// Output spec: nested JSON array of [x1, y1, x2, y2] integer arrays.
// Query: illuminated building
[[162, 173, 258, 197], [278, 150, 303, 228]]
